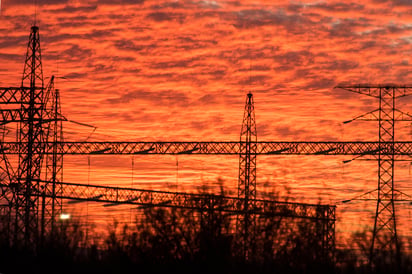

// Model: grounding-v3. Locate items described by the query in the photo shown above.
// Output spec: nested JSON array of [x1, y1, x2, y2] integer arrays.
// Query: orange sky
[[0, 0, 411, 245]]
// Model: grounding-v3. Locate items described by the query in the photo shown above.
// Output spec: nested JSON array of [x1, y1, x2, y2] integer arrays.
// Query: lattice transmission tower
[[337, 85, 412, 267], [15, 25, 45, 246], [0, 25, 63, 247], [237, 92, 257, 259], [42, 85, 64, 241]]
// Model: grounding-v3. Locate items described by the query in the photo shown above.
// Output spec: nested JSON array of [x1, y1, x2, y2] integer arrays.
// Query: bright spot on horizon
[[59, 213, 70, 220]]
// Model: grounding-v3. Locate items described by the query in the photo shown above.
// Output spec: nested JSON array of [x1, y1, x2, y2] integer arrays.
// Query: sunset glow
[[1, 0, 412, 250]]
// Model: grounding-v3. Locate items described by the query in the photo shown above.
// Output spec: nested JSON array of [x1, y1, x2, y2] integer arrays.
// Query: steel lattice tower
[[237, 91, 257, 259], [374, 87, 398, 265], [14, 25, 46, 246], [42, 81, 64, 239], [336, 85, 412, 267]]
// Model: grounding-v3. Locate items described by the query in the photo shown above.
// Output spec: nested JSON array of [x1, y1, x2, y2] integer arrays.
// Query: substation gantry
[[0, 25, 335, 261], [0, 25, 411, 265]]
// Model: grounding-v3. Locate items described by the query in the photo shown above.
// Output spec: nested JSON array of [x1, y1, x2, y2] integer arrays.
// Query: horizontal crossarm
[[14, 181, 334, 222], [336, 85, 412, 99], [1, 141, 412, 155], [0, 87, 43, 104]]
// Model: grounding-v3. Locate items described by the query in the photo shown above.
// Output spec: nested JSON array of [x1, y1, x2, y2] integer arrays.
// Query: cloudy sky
[[1, 0, 411, 240]]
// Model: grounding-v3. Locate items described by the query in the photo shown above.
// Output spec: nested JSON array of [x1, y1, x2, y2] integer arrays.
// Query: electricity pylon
[[42, 84, 64, 240], [0, 25, 62, 247], [336, 85, 412, 267], [15, 25, 45, 246], [237, 92, 257, 259]]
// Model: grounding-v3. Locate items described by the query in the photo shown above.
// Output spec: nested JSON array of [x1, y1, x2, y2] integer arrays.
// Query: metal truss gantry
[[336, 85, 412, 267], [14, 180, 334, 222], [0, 178, 336, 259], [2, 25, 412, 266], [0, 26, 336, 258], [3, 141, 412, 155]]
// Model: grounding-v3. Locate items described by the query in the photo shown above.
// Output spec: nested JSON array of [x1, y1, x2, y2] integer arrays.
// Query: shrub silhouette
[[0, 186, 411, 274]]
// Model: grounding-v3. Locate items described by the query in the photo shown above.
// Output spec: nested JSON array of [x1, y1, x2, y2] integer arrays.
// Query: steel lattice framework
[[42, 85, 64, 240], [2, 25, 412, 266], [237, 92, 257, 259], [336, 85, 412, 267], [0, 128, 14, 238], [15, 25, 45, 246], [0, 26, 337, 259], [2, 141, 412, 155], [0, 179, 336, 256], [0, 26, 63, 247], [21, 181, 334, 222]]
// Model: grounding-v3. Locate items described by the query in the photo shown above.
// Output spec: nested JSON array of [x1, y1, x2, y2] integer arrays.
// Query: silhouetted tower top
[[238, 91, 257, 201], [22, 25, 43, 89]]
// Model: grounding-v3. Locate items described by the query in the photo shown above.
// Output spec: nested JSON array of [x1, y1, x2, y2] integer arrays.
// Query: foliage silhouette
[[0, 186, 411, 274]]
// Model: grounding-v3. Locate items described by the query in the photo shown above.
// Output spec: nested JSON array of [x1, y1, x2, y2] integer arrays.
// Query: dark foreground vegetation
[[0, 206, 411, 274]]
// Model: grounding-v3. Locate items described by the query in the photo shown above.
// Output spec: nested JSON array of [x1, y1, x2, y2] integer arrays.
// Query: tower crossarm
[[1, 141, 412, 155], [0, 109, 24, 125], [0, 87, 32, 104], [336, 85, 412, 98], [0, 109, 66, 125], [27, 180, 334, 221]]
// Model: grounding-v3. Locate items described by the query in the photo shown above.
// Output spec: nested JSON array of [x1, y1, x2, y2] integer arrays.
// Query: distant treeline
[[1, 206, 411, 274], [0, 182, 411, 274]]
